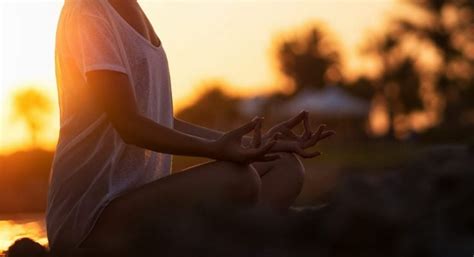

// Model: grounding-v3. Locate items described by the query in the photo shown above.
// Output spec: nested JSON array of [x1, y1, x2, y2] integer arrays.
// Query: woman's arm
[[174, 118, 224, 141], [173, 110, 333, 151], [86, 70, 276, 163], [174, 118, 256, 147]]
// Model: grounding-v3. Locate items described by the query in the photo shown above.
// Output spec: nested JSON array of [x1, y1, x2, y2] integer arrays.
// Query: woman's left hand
[[261, 110, 312, 146], [270, 124, 335, 158]]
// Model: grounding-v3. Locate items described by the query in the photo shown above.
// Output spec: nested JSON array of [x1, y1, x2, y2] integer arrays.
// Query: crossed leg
[[77, 154, 305, 254], [254, 153, 305, 211]]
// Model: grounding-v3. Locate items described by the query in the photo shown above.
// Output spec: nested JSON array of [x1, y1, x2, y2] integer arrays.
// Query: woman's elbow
[[119, 131, 137, 145], [112, 124, 137, 145], [108, 115, 141, 145]]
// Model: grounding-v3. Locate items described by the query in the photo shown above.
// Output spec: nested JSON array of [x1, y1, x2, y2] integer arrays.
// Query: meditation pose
[[46, 0, 334, 255]]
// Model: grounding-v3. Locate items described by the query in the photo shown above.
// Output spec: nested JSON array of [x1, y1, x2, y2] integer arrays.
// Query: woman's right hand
[[211, 118, 279, 164]]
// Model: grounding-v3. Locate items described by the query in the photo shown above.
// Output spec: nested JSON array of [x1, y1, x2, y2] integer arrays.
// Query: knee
[[278, 153, 305, 186], [225, 162, 261, 207]]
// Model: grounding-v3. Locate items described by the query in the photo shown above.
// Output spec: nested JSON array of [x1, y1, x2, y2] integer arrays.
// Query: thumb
[[233, 117, 263, 137], [285, 110, 307, 128], [251, 119, 262, 148]]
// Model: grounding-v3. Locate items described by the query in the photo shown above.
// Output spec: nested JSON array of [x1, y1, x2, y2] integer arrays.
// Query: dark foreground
[[6, 145, 474, 257]]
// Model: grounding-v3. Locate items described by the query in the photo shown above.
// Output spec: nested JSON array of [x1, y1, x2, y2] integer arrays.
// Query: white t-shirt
[[46, 0, 174, 250]]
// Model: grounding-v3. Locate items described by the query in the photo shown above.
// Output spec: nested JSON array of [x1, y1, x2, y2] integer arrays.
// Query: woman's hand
[[260, 110, 335, 158], [271, 124, 335, 158], [211, 118, 279, 164], [262, 111, 312, 145]]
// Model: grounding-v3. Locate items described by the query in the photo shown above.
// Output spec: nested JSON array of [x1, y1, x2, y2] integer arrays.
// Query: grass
[[308, 140, 427, 169], [171, 141, 430, 206]]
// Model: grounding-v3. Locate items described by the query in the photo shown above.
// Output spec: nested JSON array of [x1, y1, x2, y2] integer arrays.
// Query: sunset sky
[[0, 0, 398, 154]]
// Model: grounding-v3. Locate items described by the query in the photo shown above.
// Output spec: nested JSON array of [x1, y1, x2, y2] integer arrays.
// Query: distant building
[[238, 86, 371, 139], [238, 96, 269, 117], [280, 87, 370, 117]]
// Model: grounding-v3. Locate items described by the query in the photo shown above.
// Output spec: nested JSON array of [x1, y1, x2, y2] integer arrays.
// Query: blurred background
[[1, 0, 474, 253]]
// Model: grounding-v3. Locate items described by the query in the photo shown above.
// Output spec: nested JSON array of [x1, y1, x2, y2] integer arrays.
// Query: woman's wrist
[[201, 138, 220, 160]]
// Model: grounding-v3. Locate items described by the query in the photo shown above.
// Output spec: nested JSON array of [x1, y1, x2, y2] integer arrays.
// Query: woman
[[47, 0, 334, 255]]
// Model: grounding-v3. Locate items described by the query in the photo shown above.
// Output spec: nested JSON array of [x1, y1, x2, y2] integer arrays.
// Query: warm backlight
[[0, 0, 396, 154], [0, 219, 47, 252]]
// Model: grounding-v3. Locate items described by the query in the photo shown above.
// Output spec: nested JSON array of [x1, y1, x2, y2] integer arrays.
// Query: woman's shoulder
[[67, 0, 109, 21], [59, 0, 113, 52]]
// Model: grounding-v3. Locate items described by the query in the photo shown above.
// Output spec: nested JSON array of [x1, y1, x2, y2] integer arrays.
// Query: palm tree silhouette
[[12, 88, 52, 148]]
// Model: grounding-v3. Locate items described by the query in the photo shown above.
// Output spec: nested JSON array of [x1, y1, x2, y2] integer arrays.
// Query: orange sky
[[0, 0, 398, 154]]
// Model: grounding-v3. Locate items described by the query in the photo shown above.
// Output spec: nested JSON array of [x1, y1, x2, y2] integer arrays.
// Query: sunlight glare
[[0, 220, 47, 252], [1, 0, 395, 153]]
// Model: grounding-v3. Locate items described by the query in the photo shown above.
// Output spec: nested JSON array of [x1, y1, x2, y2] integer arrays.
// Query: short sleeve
[[69, 13, 127, 76]]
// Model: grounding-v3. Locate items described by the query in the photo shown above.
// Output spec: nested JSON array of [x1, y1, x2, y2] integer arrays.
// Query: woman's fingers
[[273, 132, 284, 140], [282, 129, 299, 140], [284, 110, 307, 129], [230, 114, 333, 162], [232, 117, 262, 138], [315, 124, 326, 138], [318, 130, 336, 141], [301, 126, 335, 149], [257, 154, 281, 162], [301, 113, 312, 140], [251, 118, 262, 148], [301, 125, 326, 148], [246, 140, 276, 158]]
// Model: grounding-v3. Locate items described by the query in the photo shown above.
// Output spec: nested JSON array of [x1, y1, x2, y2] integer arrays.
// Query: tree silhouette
[[344, 76, 376, 102], [393, 0, 474, 127], [177, 81, 243, 131], [12, 88, 52, 148], [363, 32, 424, 137], [275, 24, 341, 92]]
